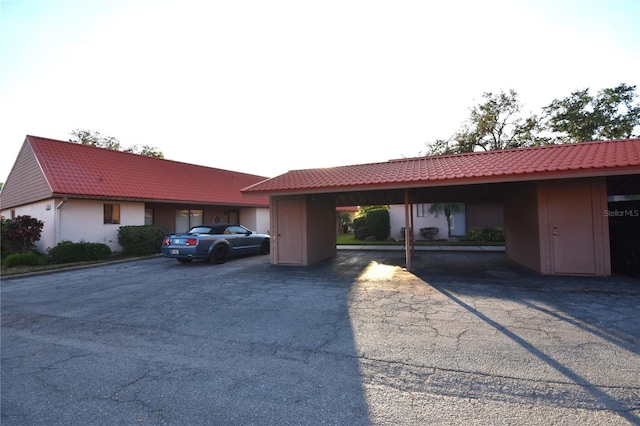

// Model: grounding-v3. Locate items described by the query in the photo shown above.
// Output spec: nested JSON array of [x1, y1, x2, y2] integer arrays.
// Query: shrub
[[118, 225, 167, 255], [365, 208, 390, 241], [2, 251, 46, 268], [419, 227, 439, 240], [355, 226, 369, 240], [466, 226, 505, 242], [48, 240, 112, 264], [1, 215, 44, 258]]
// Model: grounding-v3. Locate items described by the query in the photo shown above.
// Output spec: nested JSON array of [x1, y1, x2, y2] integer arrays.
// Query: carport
[[242, 139, 640, 276]]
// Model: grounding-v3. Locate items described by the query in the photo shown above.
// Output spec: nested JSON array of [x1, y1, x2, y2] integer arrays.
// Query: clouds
[[1, 1, 638, 181]]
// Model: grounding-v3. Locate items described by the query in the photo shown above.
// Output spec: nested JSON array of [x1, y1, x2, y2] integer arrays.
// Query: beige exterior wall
[[240, 207, 270, 235], [0, 139, 52, 209], [537, 178, 610, 276], [270, 195, 335, 266], [305, 195, 336, 265], [506, 179, 611, 276], [1, 198, 58, 252], [466, 201, 504, 229], [1, 198, 145, 253], [389, 204, 449, 240], [57, 199, 145, 252], [505, 183, 542, 273]]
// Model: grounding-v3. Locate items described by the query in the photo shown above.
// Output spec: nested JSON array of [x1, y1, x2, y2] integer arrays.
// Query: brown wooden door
[[276, 199, 302, 265], [548, 184, 596, 275]]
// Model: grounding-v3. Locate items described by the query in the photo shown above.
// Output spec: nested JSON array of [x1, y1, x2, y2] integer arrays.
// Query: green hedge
[[48, 241, 112, 264], [117, 225, 167, 255], [366, 208, 390, 241], [2, 251, 46, 268], [466, 226, 505, 242]]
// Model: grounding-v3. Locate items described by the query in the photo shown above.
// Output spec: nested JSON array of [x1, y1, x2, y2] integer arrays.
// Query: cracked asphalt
[[2, 251, 639, 425]]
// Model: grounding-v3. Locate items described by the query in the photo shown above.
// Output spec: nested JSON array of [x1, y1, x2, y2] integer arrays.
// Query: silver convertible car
[[161, 224, 270, 264]]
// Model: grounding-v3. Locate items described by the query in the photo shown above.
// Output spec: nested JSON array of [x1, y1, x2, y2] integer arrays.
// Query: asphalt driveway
[[2, 251, 639, 425]]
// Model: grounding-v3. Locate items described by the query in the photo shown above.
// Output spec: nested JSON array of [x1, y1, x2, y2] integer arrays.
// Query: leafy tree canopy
[[69, 129, 164, 158], [425, 83, 639, 155], [543, 83, 640, 143]]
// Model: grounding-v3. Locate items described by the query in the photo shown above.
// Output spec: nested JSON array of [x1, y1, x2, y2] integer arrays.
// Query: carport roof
[[242, 138, 640, 197]]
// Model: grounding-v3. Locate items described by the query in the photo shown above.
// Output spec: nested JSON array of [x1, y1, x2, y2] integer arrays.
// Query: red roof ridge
[[388, 138, 640, 164], [26, 135, 268, 179], [242, 137, 640, 195], [17, 135, 270, 206]]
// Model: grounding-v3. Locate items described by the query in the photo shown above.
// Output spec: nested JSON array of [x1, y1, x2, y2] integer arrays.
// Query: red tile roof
[[27, 136, 270, 206], [242, 138, 640, 195]]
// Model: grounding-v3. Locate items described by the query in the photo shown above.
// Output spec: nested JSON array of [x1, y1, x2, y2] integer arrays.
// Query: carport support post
[[404, 189, 412, 271]]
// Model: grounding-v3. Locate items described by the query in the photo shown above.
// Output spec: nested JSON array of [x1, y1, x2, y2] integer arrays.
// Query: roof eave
[[241, 166, 640, 197]]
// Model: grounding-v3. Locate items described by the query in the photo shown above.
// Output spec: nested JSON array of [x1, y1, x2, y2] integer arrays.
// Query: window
[[145, 208, 154, 225], [104, 204, 121, 224], [416, 204, 427, 217], [175, 209, 204, 232], [226, 225, 248, 234]]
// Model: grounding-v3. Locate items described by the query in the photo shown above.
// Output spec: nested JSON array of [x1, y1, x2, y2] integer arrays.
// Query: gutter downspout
[[55, 197, 67, 246]]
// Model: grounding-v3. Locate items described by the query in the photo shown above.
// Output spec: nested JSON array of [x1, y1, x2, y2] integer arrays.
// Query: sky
[[1, 0, 639, 183]]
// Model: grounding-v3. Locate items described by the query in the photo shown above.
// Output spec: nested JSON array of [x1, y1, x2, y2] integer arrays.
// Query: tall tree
[[426, 90, 544, 155], [123, 144, 165, 158], [69, 129, 164, 158], [542, 83, 640, 143], [69, 129, 122, 150]]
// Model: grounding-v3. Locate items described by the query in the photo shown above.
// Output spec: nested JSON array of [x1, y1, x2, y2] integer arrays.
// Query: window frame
[[104, 203, 121, 225]]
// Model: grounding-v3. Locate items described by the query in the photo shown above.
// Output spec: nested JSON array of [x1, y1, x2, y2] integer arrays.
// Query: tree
[[542, 83, 640, 143], [123, 144, 165, 158], [428, 203, 461, 238], [427, 90, 544, 155], [1, 215, 44, 255], [70, 129, 122, 150], [69, 129, 164, 158]]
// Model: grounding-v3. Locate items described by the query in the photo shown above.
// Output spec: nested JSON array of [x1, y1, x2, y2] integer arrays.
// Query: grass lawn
[[336, 234, 504, 246]]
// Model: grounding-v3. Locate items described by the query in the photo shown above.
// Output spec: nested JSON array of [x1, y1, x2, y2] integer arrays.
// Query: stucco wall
[[1, 198, 58, 252], [58, 199, 145, 252], [240, 207, 270, 235], [506, 178, 611, 276], [305, 195, 336, 264], [1, 198, 145, 253], [537, 178, 610, 276], [466, 201, 504, 229], [504, 183, 542, 273], [389, 204, 454, 240]]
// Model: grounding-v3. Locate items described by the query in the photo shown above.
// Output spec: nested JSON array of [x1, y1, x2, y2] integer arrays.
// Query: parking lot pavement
[[2, 251, 640, 425]]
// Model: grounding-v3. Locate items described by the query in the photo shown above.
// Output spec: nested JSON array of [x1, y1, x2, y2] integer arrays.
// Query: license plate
[[171, 249, 180, 255]]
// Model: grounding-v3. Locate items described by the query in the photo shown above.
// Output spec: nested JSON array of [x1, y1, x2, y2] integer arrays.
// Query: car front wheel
[[260, 240, 270, 255], [211, 245, 228, 264]]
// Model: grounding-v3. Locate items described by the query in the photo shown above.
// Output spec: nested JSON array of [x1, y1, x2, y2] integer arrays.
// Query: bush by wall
[[355, 226, 369, 240], [419, 227, 439, 240], [365, 208, 390, 241], [1, 215, 44, 258], [466, 226, 505, 242], [118, 225, 167, 255], [48, 240, 112, 264], [2, 251, 46, 268]]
